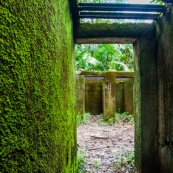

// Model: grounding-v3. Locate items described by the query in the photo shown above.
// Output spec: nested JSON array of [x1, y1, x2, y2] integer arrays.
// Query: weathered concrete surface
[[156, 6, 173, 173], [76, 23, 155, 44], [85, 80, 103, 115], [116, 82, 124, 113], [103, 72, 116, 119], [124, 78, 134, 114], [76, 75, 85, 115], [133, 26, 158, 172], [76, 71, 134, 117]]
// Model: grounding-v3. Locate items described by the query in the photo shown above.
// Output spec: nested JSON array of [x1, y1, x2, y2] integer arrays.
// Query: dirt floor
[[77, 115, 136, 173]]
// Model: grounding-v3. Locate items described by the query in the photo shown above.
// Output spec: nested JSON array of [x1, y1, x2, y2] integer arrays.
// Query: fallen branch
[[86, 145, 114, 151], [90, 135, 109, 139]]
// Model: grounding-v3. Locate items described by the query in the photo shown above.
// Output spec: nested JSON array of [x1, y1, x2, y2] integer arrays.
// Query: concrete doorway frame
[[75, 22, 158, 172]]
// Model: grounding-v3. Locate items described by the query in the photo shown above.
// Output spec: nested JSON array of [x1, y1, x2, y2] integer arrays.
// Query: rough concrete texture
[[124, 78, 134, 114], [76, 23, 155, 44], [116, 82, 124, 113], [85, 80, 103, 115], [103, 72, 116, 119], [76, 71, 134, 118], [134, 31, 158, 172], [156, 6, 173, 173], [76, 75, 85, 115]]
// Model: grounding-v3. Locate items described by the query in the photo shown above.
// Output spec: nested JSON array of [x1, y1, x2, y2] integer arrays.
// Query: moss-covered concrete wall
[[156, 6, 173, 173], [0, 1, 76, 173]]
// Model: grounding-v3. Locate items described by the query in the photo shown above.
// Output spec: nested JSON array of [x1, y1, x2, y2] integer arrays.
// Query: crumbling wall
[[0, 0, 76, 172], [156, 6, 173, 173]]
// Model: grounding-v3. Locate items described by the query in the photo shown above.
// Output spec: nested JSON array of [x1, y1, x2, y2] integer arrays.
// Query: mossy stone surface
[[0, 1, 76, 172]]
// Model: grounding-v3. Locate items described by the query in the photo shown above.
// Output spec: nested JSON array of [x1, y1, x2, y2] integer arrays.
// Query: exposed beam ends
[[80, 12, 160, 20], [78, 3, 166, 20], [79, 3, 165, 12]]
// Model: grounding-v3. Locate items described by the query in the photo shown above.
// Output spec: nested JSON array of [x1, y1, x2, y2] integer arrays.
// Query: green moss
[[0, 0, 76, 173]]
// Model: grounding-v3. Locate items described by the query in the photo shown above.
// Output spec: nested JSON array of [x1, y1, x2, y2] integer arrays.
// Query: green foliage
[[77, 149, 86, 173], [98, 114, 116, 125], [77, 113, 91, 125], [115, 112, 134, 125], [75, 44, 134, 72], [115, 151, 135, 171], [94, 159, 101, 168], [150, 0, 164, 4], [0, 0, 76, 173], [98, 112, 134, 125]]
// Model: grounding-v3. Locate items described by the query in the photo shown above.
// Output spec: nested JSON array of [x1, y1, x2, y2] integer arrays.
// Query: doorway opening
[[76, 43, 136, 172]]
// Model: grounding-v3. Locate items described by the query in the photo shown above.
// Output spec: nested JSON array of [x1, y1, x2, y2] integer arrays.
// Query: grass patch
[[98, 112, 134, 125], [115, 112, 134, 125], [77, 113, 91, 125], [76, 149, 86, 173], [115, 151, 135, 171]]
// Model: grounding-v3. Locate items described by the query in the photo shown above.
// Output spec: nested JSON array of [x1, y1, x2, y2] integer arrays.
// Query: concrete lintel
[[76, 22, 155, 44], [77, 71, 134, 78], [76, 37, 136, 44]]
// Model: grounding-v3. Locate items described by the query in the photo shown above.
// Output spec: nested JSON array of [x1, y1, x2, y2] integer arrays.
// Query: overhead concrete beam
[[76, 22, 155, 44]]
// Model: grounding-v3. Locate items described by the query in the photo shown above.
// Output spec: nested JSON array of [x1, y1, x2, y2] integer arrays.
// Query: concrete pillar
[[76, 75, 85, 115], [103, 72, 116, 119], [134, 35, 158, 173]]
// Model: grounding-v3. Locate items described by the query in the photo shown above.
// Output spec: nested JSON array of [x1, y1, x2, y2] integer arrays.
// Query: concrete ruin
[[1, 0, 173, 173], [74, 2, 173, 173], [76, 71, 134, 119]]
